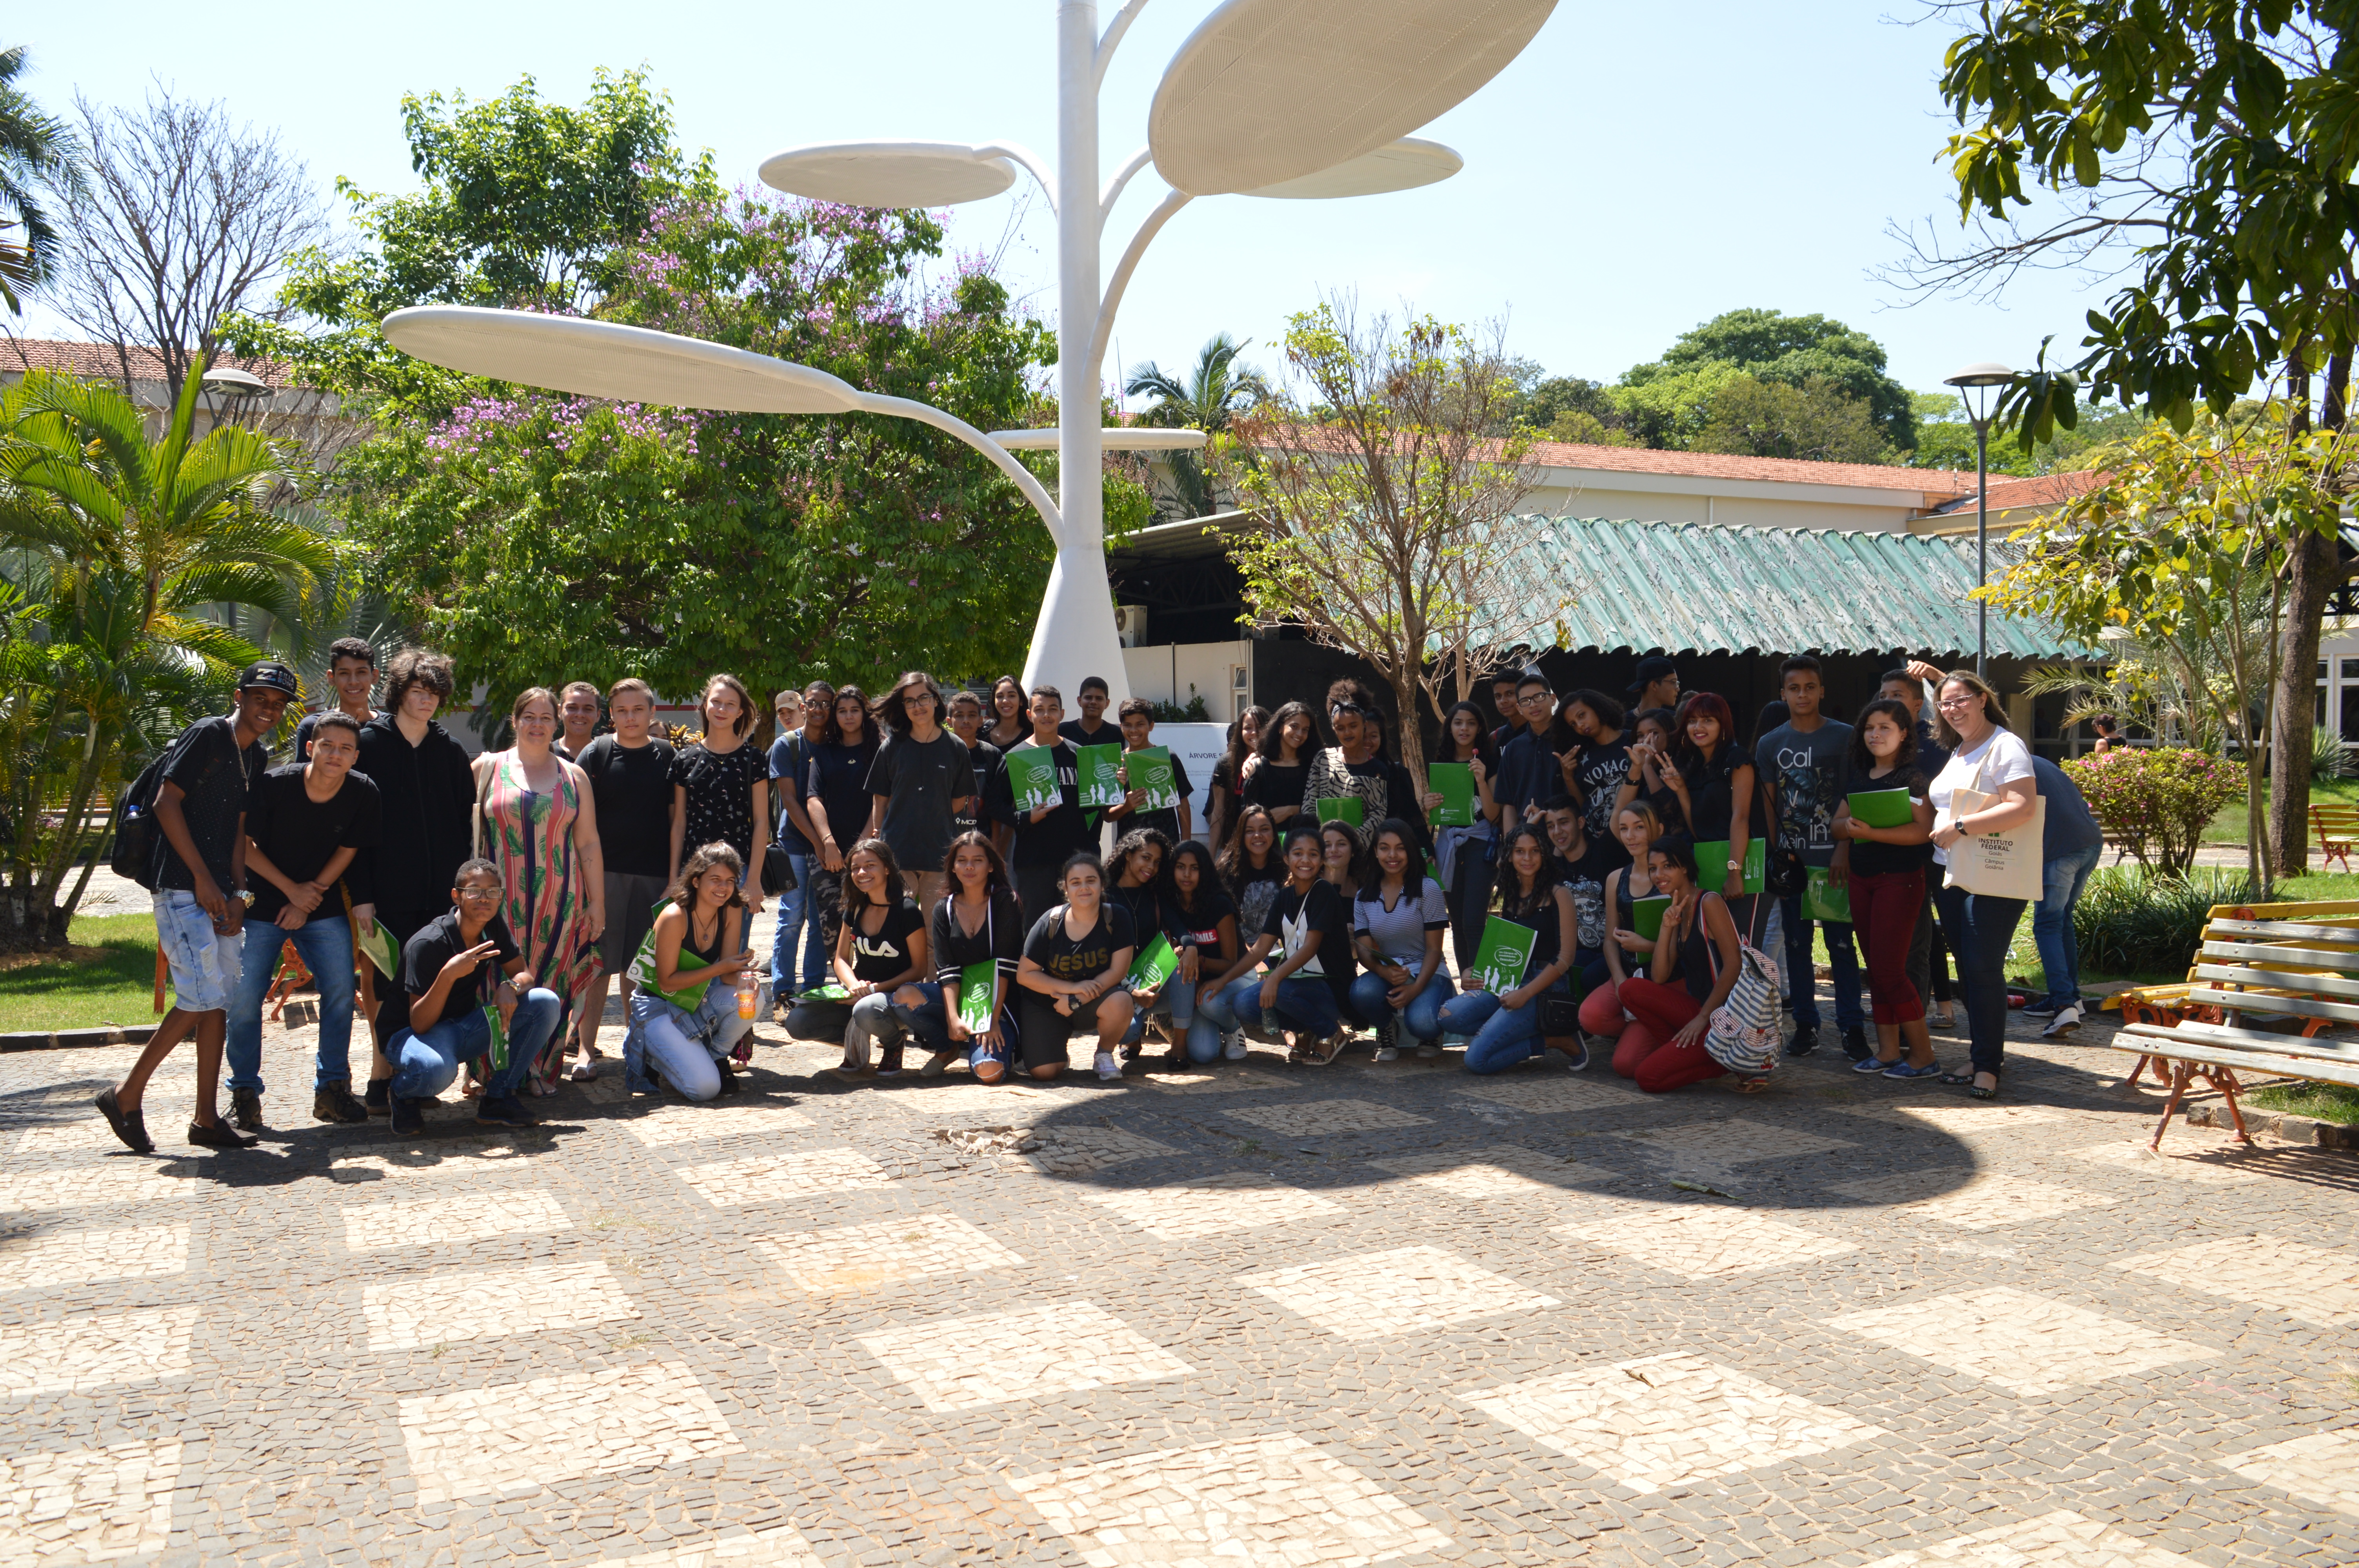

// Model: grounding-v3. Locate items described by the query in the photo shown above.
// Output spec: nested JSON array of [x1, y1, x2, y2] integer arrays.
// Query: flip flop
[[567, 1062, 598, 1083]]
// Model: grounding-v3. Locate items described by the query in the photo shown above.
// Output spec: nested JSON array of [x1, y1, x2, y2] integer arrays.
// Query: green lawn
[[2201, 776, 2359, 846], [0, 913, 165, 1033], [2247, 1081, 2359, 1125]]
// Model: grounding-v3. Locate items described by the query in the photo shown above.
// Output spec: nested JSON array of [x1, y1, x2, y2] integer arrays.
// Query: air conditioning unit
[[1114, 604, 1149, 648]]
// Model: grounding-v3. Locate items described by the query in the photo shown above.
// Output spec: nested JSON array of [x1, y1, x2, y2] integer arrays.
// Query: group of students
[[91, 638, 2083, 1155]]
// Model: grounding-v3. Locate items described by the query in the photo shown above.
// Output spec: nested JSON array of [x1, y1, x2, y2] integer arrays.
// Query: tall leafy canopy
[[1623, 308, 1917, 451]]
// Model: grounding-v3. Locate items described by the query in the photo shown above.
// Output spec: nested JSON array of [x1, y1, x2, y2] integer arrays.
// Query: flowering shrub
[[2063, 747, 2243, 874]]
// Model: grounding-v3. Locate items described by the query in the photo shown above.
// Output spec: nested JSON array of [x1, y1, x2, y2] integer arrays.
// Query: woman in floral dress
[[474, 687, 607, 1094]]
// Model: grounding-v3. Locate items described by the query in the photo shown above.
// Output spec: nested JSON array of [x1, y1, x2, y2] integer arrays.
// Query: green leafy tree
[[238, 67, 711, 407], [0, 44, 79, 311], [1986, 411, 2350, 887], [1217, 301, 1558, 789], [1692, 374, 1890, 464], [1124, 333, 1269, 518], [0, 361, 336, 945], [1622, 308, 1917, 450], [340, 191, 1058, 710], [1928, 0, 2359, 877]]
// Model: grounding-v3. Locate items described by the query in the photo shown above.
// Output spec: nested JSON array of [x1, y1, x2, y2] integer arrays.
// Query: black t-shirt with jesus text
[[1023, 903, 1137, 984]]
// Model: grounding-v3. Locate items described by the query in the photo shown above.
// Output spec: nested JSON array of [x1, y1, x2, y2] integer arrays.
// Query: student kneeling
[[1016, 853, 1136, 1081], [386, 858, 560, 1134], [622, 844, 758, 1101]]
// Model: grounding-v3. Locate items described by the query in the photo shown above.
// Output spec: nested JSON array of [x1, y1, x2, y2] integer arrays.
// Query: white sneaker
[[1094, 1050, 1121, 1080], [2040, 1005, 2082, 1038], [1373, 1043, 1399, 1062], [1223, 1032, 1249, 1061]]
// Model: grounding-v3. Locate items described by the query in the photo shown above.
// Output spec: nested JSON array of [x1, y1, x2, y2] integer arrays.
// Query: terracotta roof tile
[[1523, 437, 1980, 496], [1927, 468, 2108, 513], [0, 337, 298, 388]]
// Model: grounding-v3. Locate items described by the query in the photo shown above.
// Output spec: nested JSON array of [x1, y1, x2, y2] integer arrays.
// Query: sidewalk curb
[[2184, 1101, 2359, 1150], [0, 1024, 158, 1053]]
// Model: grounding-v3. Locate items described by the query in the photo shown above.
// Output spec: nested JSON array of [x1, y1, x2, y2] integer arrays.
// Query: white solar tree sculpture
[[385, 0, 1556, 702]]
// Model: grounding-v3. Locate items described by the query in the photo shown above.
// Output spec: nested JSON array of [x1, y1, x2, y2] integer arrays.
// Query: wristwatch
[[1725, 858, 1741, 872]]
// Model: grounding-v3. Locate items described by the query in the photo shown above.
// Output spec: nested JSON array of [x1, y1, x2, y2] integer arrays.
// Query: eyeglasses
[[455, 884, 502, 902], [1518, 694, 1554, 709], [1935, 695, 1978, 711]]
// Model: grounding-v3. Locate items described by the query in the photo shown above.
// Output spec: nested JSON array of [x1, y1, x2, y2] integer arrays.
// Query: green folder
[[1693, 837, 1766, 893], [1631, 895, 1672, 941], [1127, 746, 1180, 811], [355, 919, 403, 982], [1428, 762, 1476, 827], [1005, 747, 1061, 812], [1127, 932, 1178, 993], [800, 982, 849, 1002], [1315, 796, 1364, 827], [1803, 866, 1853, 924], [1076, 742, 1126, 809], [1470, 915, 1538, 993], [1846, 787, 1916, 829], [482, 1004, 508, 1071], [624, 899, 709, 1009], [956, 960, 996, 1031]]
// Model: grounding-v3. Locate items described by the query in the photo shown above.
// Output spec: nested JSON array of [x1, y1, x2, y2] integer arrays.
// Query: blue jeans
[[390, 988, 560, 1102], [624, 978, 752, 1100], [769, 850, 819, 993], [2034, 844, 2101, 1008], [1440, 980, 1570, 1074], [1121, 971, 1202, 1046], [1348, 967, 1453, 1042], [227, 915, 356, 1093], [1777, 891, 1863, 1032], [1203, 971, 1339, 1040]]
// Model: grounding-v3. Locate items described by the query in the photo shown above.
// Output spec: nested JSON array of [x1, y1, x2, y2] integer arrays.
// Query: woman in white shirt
[[1926, 670, 2039, 1099]]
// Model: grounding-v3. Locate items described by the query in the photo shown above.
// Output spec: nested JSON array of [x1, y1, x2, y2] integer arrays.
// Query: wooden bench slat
[[2206, 916, 2359, 942], [2201, 939, 2359, 972], [2107, 1033, 2359, 1090], [2129, 1019, 2359, 1064], [2192, 962, 2359, 997], [2182, 987, 2359, 1024]]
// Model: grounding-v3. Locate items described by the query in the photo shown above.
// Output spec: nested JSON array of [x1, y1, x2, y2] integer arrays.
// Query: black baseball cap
[[238, 661, 300, 697]]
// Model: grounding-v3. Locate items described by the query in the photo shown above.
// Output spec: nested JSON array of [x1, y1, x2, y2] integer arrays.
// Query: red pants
[[1848, 869, 1925, 1025], [1609, 976, 1729, 1093]]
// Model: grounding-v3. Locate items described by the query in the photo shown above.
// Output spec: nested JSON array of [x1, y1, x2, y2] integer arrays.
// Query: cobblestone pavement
[[4, 989, 2357, 1568]]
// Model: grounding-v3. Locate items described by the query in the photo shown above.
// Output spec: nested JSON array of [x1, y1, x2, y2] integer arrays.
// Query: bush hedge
[[2070, 865, 2258, 976], [2063, 748, 2243, 875]]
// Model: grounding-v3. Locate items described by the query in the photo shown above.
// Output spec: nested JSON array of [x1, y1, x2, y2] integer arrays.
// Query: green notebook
[[1469, 915, 1538, 993], [1693, 837, 1766, 893], [355, 919, 403, 982], [1127, 746, 1180, 811], [800, 982, 849, 1002], [1315, 796, 1364, 827], [956, 960, 997, 1031], [1428, 762, 1476, 827], [1127, 932, 1178, 993], [1803, 866, 1853, 924], [1845, 787, 1916, 829], [1631, 894, 1672, 941], [1076, 742, 1126, 809], [623, 899, 710, 1009], [1005, 746, 1061, 813], [482, 1004, 509, 1071]]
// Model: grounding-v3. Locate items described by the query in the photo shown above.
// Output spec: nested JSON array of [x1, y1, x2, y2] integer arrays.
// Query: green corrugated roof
[[1488, 517, 2087, 660]]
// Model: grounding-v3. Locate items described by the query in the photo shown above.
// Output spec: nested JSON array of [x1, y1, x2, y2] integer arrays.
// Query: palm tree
[[1125, 332, 1270, 518], [0, 356, 337, 944], [0, 45, 82, 312]]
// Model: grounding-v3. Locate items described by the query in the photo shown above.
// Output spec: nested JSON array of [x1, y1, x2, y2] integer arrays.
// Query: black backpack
[[108, 750, 173, 889], [109, 721, 227, 889]]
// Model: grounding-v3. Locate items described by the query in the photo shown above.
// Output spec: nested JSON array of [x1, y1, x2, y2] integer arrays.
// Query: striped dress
[[480, 750, 602, 1092]]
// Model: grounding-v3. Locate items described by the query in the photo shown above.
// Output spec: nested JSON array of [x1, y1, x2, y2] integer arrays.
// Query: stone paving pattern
[[3, 990, 2358, 1567]]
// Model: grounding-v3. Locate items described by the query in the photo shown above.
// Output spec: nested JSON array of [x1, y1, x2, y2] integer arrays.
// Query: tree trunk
[[1389, 670, 1430, 799], [2270, 351, 2351, 881]]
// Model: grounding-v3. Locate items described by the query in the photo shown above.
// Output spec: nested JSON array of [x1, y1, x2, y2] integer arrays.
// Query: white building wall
[[1123, 640, 1252, 722]]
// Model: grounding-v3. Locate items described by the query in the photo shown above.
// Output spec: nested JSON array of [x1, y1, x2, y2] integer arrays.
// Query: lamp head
[[756, 142, 1017, 207], [1942, 362, 2015, 390], [202, 366, 271, 403]]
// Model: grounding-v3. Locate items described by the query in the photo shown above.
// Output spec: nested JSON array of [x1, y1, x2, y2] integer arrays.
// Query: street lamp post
[[200, 365, 273, 638], [383, 0, 1557, 703], [1943, 361, 2014, 676]]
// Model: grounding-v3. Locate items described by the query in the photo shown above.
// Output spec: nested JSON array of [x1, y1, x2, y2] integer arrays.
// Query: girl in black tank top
[[1603, 799, 1665, 993]]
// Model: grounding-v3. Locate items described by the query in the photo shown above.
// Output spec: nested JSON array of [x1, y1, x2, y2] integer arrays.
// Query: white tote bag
[[1943, 748, 2045, 902]]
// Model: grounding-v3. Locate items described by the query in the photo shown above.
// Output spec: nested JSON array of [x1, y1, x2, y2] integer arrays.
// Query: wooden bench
[[2107, 902, 2359, 1149], [2310, 803, 2359, 873]]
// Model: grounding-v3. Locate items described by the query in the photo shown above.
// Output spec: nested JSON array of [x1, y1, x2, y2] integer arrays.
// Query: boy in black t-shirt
[[384, 859, 561, 1134], [1056, 674, 1121, 749], [226, 711, 382, 1128], [998, 686, 1094, 927], [1105, 697, 1193, 844], [294, 637, 380, 760], [96, 663, 293, 1155]]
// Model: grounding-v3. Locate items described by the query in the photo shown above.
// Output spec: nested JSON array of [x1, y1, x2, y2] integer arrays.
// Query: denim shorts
[[153, 889, 244, 1013]]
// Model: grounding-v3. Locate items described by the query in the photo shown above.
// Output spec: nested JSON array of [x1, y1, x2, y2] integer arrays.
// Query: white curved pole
[[1085, 186, 1192, 387], [1100, 145, 1155, 231], [856, 391, 1065, 551], [1095, 0, 1151, 89], [974, 141, 1060, 215]]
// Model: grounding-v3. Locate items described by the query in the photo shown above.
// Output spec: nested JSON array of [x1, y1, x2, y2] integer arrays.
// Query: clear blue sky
[[19, 0, 2105, 404]]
